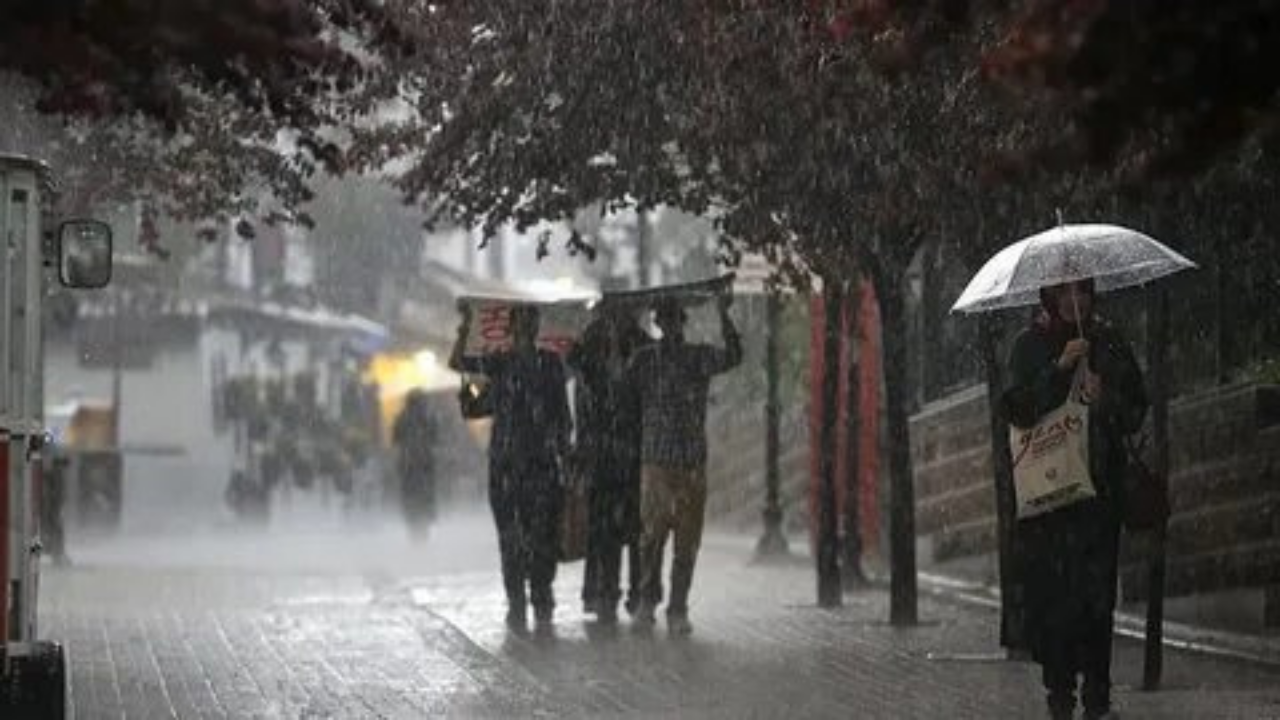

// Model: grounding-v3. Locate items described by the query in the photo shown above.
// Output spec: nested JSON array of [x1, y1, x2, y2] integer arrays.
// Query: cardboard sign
[[455, 274, 735, 358], [456, 298, 593, 358]]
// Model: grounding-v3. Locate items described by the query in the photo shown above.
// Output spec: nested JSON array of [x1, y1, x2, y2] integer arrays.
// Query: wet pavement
[[39, 509, 1280, 719]]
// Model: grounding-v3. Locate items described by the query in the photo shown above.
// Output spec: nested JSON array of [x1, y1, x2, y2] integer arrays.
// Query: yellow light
[[413, 349, 438, 378], [364, 348, 463, 449]]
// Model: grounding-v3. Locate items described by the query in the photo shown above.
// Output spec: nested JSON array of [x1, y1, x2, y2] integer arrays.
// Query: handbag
[[1122, 435, 1170, 531], [457, 376, 494, 419], [1009, 367, 1096, 519], [558, 454, 589, 562]]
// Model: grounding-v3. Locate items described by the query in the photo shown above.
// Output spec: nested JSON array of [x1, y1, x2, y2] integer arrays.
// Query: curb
[[915, 571, 1280, 670], [705, 531, 1280, 669]]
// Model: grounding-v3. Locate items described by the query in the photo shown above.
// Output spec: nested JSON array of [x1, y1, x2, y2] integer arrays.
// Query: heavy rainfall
[[2, 3, 1280, 719]]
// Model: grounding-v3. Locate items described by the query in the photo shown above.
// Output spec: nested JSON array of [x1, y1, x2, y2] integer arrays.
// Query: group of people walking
[[413, 271, 1151, 717], [449, 293, 741, 635]]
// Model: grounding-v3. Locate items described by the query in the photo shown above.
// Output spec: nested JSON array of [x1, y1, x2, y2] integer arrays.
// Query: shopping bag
[[457, 376, 494, 419], [559, 461, 589, 562], [1009, 374, 1094, 519]]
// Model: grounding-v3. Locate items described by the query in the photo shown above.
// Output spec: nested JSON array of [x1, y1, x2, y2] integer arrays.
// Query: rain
[[3, 3, 1280, 719]]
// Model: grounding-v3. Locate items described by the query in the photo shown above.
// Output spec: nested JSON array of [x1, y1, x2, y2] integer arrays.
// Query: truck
[[2, 153, 113, 718]]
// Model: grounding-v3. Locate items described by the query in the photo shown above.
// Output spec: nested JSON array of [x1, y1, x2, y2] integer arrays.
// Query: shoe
[[633, 602, 656, 627], [1084, 710, 1119, 720], [597, 604, 619, 625], [534, 605, 554, 625], [505, 605, 528, 633], [666, 612, 692, 636]]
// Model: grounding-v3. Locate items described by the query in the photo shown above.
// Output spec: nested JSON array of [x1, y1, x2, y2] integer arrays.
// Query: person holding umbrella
[[953, 223, 1194, 720], [1004, 278, 1147, 720]]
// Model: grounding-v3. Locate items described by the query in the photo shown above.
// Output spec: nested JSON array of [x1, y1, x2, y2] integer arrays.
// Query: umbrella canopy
[[951, 224, 1197, 314]]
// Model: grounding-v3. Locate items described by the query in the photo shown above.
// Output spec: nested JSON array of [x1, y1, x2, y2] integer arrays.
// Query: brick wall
[[910, 381, 1280, 609]]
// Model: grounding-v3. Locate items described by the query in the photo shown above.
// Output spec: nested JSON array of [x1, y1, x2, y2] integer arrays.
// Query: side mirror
[[58, 219, 113, 289]]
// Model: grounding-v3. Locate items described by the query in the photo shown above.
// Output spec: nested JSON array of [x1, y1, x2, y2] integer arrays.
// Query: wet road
[[40, 508, 1280, 719]]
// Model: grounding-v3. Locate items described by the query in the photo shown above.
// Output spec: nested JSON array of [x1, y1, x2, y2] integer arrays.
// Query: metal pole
[[634, 210, 650, 289], [111, 291, 123, 446], [817, 281, 843, 607], [841, 281, 865, 588], [756, 290, 789, 560], [1143, 287, 1169, 691]]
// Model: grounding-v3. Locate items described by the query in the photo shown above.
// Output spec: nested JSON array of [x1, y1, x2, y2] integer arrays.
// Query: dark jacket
[[567, 319, 652, 472], [456, 349, 572, 468], [393, 397, 437, 479], [1003, 313, 1148, 659]]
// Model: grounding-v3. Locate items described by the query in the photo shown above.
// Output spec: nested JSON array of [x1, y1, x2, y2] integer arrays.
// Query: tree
[[812, 0, 1280, 176], [352, 1, 1035, 623], [0, 0, 417, 222]]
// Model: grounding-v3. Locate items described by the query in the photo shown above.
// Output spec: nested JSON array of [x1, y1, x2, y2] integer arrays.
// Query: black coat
[[1003, 315, 1148, 660], [568, 320, 652, 476]]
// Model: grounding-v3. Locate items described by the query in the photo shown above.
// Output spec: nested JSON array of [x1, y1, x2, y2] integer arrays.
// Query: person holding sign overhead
[[627, 290, 742, 636], [451, 304, 573, 633], [568, 299, 654, 624]]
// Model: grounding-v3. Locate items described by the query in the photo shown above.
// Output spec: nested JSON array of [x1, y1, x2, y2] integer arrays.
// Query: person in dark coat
[[392, 389, 439, 539], [450, 305, 573, 632], [1003, 278, 1148, 720], [568, 300, 654, 624]]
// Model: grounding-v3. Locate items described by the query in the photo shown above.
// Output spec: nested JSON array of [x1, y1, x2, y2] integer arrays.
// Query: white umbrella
[[950, 223, 1197, 314]]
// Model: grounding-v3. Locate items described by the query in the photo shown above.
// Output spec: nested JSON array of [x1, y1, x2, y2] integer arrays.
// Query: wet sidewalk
[[38, 519, 1280, 719], [415, 535, 1280, 719]]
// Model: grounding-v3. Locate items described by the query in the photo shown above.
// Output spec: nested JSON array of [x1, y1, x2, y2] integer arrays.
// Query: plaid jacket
[[627, 339, 740, 469]]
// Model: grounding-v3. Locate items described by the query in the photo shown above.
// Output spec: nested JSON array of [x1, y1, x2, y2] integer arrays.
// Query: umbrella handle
[[1067, 282, 1094, 402], [1069, 282, 1085, 339]]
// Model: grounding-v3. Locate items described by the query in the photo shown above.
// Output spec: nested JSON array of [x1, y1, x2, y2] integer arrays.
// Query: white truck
[[2, 153, 112, 718]]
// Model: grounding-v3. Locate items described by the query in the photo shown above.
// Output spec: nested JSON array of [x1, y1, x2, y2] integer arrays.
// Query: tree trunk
[[874, 265, 918, 625], [842, 280, 866, 589], [980, 316, 1026, 653], [635, 210, 650, 289], [817, 280, 844, 607]]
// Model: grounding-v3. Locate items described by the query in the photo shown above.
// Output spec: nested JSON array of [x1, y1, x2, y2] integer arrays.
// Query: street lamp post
[[756, 289, 790, 560]]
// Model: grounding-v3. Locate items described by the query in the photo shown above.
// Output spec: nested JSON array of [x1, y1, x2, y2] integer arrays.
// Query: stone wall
[[910, 381, 1280, 620], [911, 385, 998, 574], [1122, 384, 1280, 603]]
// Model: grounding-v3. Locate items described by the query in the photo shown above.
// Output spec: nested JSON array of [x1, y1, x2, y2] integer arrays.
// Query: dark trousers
[[490, 458, 562, 611], [582, 480, 648, 609], [401, 465, 436, 535], [1040, 610, 1115, 718]]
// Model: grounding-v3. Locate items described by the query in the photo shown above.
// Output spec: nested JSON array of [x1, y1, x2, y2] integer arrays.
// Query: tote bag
[[1009, 370, 1095, 519]]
